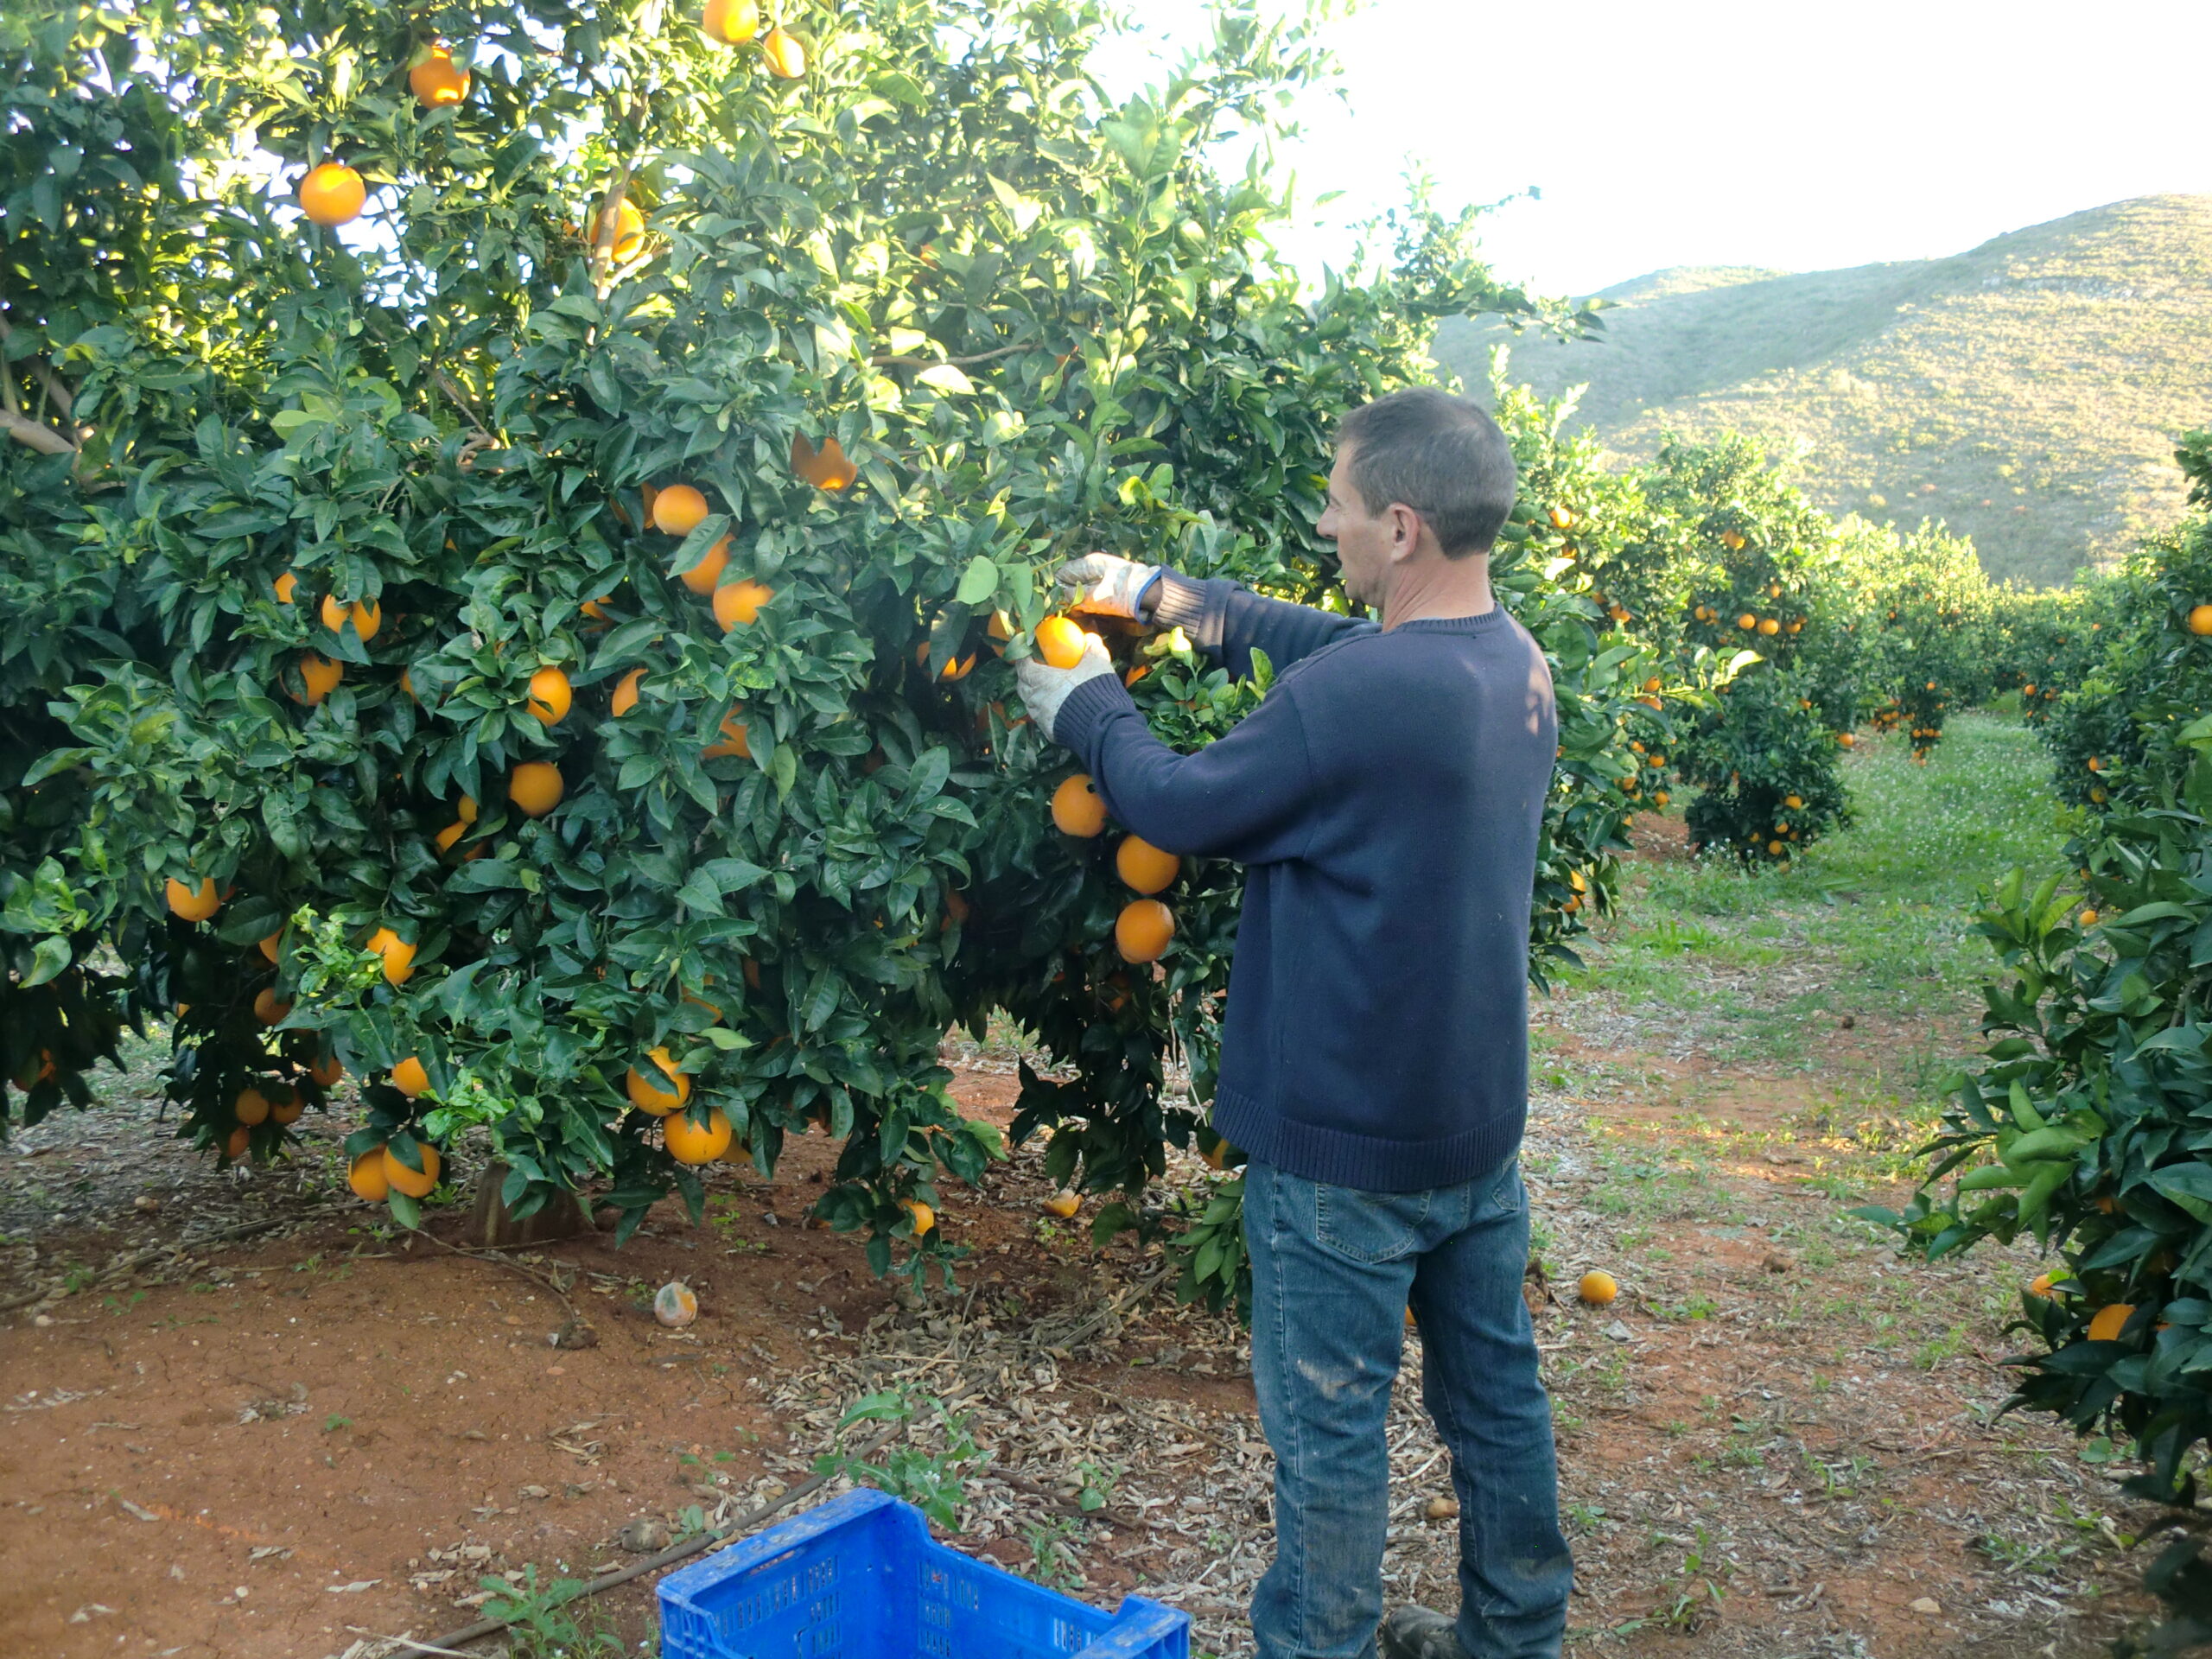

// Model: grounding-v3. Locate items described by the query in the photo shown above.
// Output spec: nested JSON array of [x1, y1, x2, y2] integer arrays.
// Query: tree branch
[[868, 341, 1034, 370], [0, 408, 78, 456], [0, 316, 80, 433]]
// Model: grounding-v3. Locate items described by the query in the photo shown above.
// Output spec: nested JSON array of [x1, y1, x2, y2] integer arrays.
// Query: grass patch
[[1560, 715, 2068, 1072]]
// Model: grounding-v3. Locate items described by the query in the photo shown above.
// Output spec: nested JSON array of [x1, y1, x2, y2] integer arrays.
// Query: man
[[1013, 386, 1573, 1659]]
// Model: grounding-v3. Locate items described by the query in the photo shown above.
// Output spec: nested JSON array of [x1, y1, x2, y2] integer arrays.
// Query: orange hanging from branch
[[790, 433, 857, 491]]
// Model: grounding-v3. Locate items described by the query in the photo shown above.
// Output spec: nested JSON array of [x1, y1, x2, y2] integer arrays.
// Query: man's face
[[1318, 446, 1395, 608]]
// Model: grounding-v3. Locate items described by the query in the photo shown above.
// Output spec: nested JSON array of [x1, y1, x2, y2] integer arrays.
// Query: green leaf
[[954, 556, 999, 606]]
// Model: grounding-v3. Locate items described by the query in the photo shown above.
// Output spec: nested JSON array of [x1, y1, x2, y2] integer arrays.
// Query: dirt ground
[[0, 820, 2175, 1659]]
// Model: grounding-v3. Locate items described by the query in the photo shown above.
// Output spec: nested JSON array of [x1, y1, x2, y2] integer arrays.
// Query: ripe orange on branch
[[702, 0, 760, 42], [2189, 604, 2212, 636], [365, 926, 416, 985], [296, 653, 343, 704], [347, 1149, 390, 1202], [626, 1048, 691, 1115], [298, 162, 365, 227], [761, 25, 806, 77], [611, 668, 645, 716], [382, 1142, 441, 1198], [510, 761, 563, 817], [526, 666, 573, 726], [703, 710, 752, 760], [713, 579, 772, 630], [665, 1108, 734, 1165], [653, 484, 709, 536], [316, 590, 374, 638], [678, 535, 730, 595], [1115, 898, 1175, 963], [588, 196, 645, 262], [407, 42, 471, 106], [1116, 835, 1180, 894], [1050, 775, 1107, 837], [392, 1057, 430, 1098], [790, 433, 855, 490], [165, 876, 219, 921], [233, 1088, 270, 1127]]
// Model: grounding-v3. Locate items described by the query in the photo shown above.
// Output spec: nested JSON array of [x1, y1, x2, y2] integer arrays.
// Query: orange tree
[[3, 0, 1646, 1276], [1840, 519, 1996, 762], [1872, 435, 2212, 1516], [1591, 435, 1859, 865]]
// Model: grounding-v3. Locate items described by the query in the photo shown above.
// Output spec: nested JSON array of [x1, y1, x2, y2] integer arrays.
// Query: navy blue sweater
[[1054, 573, 1559, 1193]]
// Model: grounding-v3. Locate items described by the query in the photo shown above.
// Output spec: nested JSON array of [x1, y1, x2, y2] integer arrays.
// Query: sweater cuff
[[1147, 570, 1215, 633], [1053, 671, 1136, 760]]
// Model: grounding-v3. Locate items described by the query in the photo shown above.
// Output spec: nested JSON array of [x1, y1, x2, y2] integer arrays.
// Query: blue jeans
[[1243, 1156, 1573, 1659]]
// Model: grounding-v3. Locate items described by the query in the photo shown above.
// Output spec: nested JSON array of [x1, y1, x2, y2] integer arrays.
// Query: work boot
[[1380, 1606, 1469, 1659]]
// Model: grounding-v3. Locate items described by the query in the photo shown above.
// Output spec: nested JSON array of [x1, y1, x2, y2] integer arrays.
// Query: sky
[[1090, 0, 2212, 300]]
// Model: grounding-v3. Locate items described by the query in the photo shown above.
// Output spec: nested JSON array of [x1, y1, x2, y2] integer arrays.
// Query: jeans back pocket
[[1313, 1180, 1432, 1264]]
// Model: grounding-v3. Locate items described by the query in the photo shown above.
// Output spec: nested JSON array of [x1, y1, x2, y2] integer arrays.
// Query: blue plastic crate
[[658, 1489, 1192, 1659]]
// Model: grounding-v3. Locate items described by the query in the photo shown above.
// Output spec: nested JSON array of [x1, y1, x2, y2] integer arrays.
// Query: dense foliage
[[1876, 431, 2212, 1502]]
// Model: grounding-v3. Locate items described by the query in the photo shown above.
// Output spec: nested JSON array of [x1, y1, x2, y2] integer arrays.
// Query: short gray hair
[[1335, 389, 1518, 558]]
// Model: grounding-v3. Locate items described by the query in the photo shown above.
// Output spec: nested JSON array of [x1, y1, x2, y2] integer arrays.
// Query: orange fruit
[[581, 594, 616, 624], [713, 578, 772, 631], [943, 888, 971, 927], [257, 931, 283, 963], [364, 925, 416, 985], [915, 641, 976, 681], [1200, 1138, 1234, 1172], [1050, 775, 1107, 837], [233, 1088, 270, 1127], [1116, 835, 1180, 894], [526, 666, 573, 725], [904, 1198, 935, 1236], [589, 196, 645, 262], [653, 1281, 700, 1327], [1757, 618, 1779, 636], [408, 43, 470, 106], [652, 484, 709, 536], [1578, 1270, 1618, 1306], [1548, 505, 1574, 530], [309, 1052, 344, 1088], [1837, 733, 1855, 748], [252, 988, 290, 1027], [1115, 899, 1175, 963], [392, 1057, 430, 1098], [323, 597, 382, 645], [270, 1089, 303, 1126], [664, 1108, 734, 1165], [1041, 1192, 1080, 1219], [2029, 1273, 2058, 1299], [702, 0, 760, 42], [1784, 794, 1804, 810], [298, 162, 365, 227], [226, 1125, 252, 1160], [761, 25, 806, 77], [703, 710, 751, 760], [790, 433, 856, 490], [1736, 613, 1757, 631], [987, 610, 1014, 651], [510, 760, 563, 817], [434, 819, 468, 854], [2189, 605, 2212, 636], [626, 1048, 690, 1116], [679, 535, 730, 596], [381, 1141, 441, 1198], [272, 571, 298, 604], [457, 794, 478, 823], [298, 653, 343, 704], [1034, 615, 1087, 669], [2088, 1303, 2134, 1343], [166, 877, 220, 921], [2079, 908, 2099, 927], [611, 667, 644, 716], [347, 1149, 390, 1201]]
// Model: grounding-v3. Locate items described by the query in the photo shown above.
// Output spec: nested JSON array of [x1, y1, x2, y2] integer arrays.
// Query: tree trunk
[[467, 1163, 594, 1248]]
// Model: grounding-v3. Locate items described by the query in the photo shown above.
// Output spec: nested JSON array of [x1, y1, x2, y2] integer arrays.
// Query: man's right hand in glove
[[1055, 552, 1163, 621]]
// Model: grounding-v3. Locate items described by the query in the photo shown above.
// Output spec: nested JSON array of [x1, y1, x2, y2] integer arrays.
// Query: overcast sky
[[1091, 0, 2212, 298]]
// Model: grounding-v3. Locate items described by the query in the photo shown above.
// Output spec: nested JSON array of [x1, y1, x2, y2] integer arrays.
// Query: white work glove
[[1055, 552, 1162, 620], [1014, 631, 1116, 745]]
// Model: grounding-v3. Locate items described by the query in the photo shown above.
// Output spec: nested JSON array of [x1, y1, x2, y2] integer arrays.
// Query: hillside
[[1433, 195, 2212, 586]]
